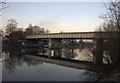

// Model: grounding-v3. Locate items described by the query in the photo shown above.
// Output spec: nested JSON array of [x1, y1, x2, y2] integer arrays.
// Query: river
[[1, 46, 107, 82]]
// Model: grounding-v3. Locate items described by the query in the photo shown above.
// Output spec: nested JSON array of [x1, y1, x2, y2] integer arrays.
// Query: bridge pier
[[118, 38, 120, 64], [48, 38, 62, 58], [54, 39, 57, 48], [93, 38, 104, 65], [48, 38, 52, 49], [49, 39, 62, 49], [115, 38, 120, 65], [47, 49, 52, 58], [54, 39, 62, 49], [58, 39, 62, 48], [53, 49, 62, 58]]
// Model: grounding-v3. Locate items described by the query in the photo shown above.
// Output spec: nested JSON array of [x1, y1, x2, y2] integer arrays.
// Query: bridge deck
[[26, 31, 120, 39]]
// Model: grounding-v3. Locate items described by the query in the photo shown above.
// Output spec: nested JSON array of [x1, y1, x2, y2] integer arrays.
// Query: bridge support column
[[93, 38, 104, 65], [118, 38, 120, 64], [116, 38, 120, 65], [54, 39, 62, 49], [48, 38, 52, 49], [53, 49, 61, 58], [58, 39, 62, 48], [47, 49, 52, 58], [116, 32, 120, 65], [54, 39, 57, 48]]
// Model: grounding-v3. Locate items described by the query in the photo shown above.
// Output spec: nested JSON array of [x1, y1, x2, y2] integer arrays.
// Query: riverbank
[[97, 69, 120, 82]]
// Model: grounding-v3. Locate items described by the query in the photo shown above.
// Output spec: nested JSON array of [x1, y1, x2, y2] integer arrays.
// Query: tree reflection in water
[[2, 48, 43, 73]]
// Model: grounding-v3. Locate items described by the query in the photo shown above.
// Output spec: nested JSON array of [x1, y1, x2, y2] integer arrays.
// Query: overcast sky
[[1, 1, 107, 32]]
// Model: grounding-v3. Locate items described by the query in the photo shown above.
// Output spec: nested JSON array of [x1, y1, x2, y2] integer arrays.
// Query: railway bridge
[[26, 31, 120, 64]]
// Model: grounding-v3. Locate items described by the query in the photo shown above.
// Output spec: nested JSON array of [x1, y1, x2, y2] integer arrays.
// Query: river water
[[1, 46, 105, 82]]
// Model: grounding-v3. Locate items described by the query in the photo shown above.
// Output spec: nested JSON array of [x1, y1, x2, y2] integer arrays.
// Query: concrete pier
[[48, 39, 62, 49], [93, 39, 104, 65]]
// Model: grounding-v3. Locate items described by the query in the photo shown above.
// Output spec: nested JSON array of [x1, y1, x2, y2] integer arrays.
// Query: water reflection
[[2, 46, 105, 81], [23, 47, 93, 62], [48, 48, 93, 62]]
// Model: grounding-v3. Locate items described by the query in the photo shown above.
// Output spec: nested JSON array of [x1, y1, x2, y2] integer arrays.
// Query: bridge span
[[26, 31, 120, 39]]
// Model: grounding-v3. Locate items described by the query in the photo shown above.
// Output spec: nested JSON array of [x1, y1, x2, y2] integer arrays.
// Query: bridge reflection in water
[[22, 47, 114, 74], [23, 46, 93, 62]]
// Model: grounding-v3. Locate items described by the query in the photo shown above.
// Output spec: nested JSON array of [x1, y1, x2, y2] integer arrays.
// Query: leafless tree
[[25, 23, 50, 35], [25, 23, 33, 35], [99, 0, 120, 31], [5, 19, 18, 35]]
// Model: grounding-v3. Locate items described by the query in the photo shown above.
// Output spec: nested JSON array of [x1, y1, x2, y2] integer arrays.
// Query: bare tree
[[99, 0, 120, 31], [25, 24, 50, 35], [25, 23, 34, 35], [5, 19, 18, 35], [45, 29, 50, 34]]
